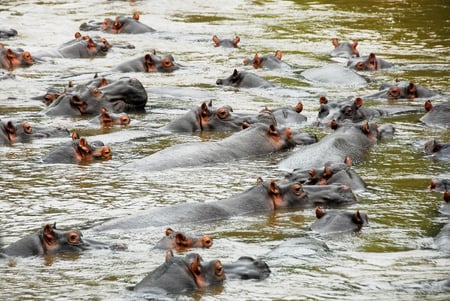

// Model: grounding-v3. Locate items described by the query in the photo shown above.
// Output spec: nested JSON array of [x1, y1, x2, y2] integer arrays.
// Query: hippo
[[0, 120, 69, 145], [160, 101, 257, 133], [301, 64, 367, 87], [243, 50, 291, 70], [212, 35, 240, 48], [41, 132, 112, 164], [43, 77, 147, 116], [434, 222, 450, 253], [315, 97, 385, 125], [35, 33, 111, 59], [367, 81, 438, 99], [423, 138, 450, 162], [419, 100, 450, 128], [216, 69, 275, 88], [154, 228, 213, 251], [260, 102, 307, 126], [93, 177, 356, 231], [1, 223, 124, 257], [286, 158, 367, 192], [278, 122, 381, 171], [80, 12, 155, 34], [0, 45, 35, 70], [0, 28, 18, 39], [429, 178, 450, 192], [438, 191, 450, 216], [133, 250, 225, 295], [113, 51, 180, 73], [310, 207, 369, 234], [222, 256, 271, 280], [91, 107, 131, 127], [122, 123, 317, 172], [347, 53, 393, 71], [330, 38, 360, 59]]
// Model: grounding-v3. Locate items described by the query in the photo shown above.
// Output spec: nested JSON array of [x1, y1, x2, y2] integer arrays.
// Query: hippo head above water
[[154, 228, 213, 251]]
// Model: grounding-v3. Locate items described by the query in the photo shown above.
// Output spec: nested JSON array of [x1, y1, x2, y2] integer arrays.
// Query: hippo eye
[[22, 122, 32, 134], [216, 108, 230, 119], [355, 62, 364, 70], [162, 58, 173, 68], [67, 232, 80, 244], [92, 88, 102, 97], [215, 261, 224, 277], [292, 183, 304, 196]]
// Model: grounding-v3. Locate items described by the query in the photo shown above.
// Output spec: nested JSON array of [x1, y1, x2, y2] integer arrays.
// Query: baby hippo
[[154, 228, 213, 251]]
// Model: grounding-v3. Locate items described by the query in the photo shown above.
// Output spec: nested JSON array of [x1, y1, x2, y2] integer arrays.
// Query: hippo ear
[[232, 36, 240, 47], [268, 181, 280, 196], [165, 249, 174, 262], [87, 38, 96, 51], [190, 255, 203, 277], [275, 50, 282, 60], [71, 130, 80, 140], [332, 38, 339, 48], [352, 40, 359, 57], [315, 207, 325, 219], [208, 100, 213, 107], [144, 54, 156, 72], [344, 155, 353, 167], [99, 77, 108, 87], [165, 228, 174, 237], [352, 210, 364, 224], [444, 190, 450, 203], [294, 102, 303, 113], [212, 35, 220, 47], [424, 100, 432, 112], [354, 97, 363, 108], [133, 12, 140, 21], [319, 96, 328, 104], [175, 233, 189, 247], [253, 53, 262, 68], [43, 224, 57, 246], [256, 177, 263, 185], [232, 69, 239, 77]]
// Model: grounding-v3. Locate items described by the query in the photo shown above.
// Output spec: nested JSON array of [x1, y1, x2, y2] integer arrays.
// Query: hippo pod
[[133, 250, 225, 295], [80, 12, 156, 34], [122, 123, 316, 172], [1, 223, 125, 257], [0, 45, 35, 70], [113, 50, 180, 73], [347, 53, 393, 71], [315, 96, 385, 125], [330, 38, 360, 59], [419, 100, 450, 128], [278, 122, 381, 171], [212, 35, 240, 48], [367, 81, 438, 100], [43, 77, 147, 116], [310, 207, 369, 234], [243, 50, 291, 70], [154, 228, 213, 251], [42, 132, 112, 164], [216, 69, 276, 88], [93, 177, 356, 231]]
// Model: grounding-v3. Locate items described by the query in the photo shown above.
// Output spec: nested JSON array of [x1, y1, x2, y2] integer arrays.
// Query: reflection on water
[[0, 0, 449, 300]]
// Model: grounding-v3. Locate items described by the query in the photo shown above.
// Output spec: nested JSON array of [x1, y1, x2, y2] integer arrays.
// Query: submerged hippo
[[0, 120, 69, 145], [243, 50, 291, 70], [367, 81, 438, 100], [212, 35, 240, 48], [91, 107, 131, 127], [154, 228, 213, 251], [278, 122, 381, 171], [2, 223, 124, 257], [222, 256, 271, 280], [113, 51, 180, 73], [80, 12, 155, 34], [347, 53, 393, 71], [43, 77, 147, 116], [0, 45, 35, 70], [315, 97, 385, 125], [42, 132, 112, 164], [429, 178, 450, 192], [423, 138, 450, 162], [0, 28, 18, 39], [133, 250, 225, 295], [419, 100, 450, 128], [34, 33, 111, 59], [301, 64, 367, 87], [160, 100, 265, 133], [260, 102, 307, 126], [123, 123, 316, 172], [216, 69, 275, 88], [330, 38, 360, 59], [310, 207, 369, 234], [93, 177, 356, 231]]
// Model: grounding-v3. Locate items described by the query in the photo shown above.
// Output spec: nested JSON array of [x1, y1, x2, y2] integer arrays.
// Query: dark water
[[0, 0, 449, 300]]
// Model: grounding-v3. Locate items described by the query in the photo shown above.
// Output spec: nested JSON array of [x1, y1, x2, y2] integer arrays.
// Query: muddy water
[[0, 0, 449, 300]]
